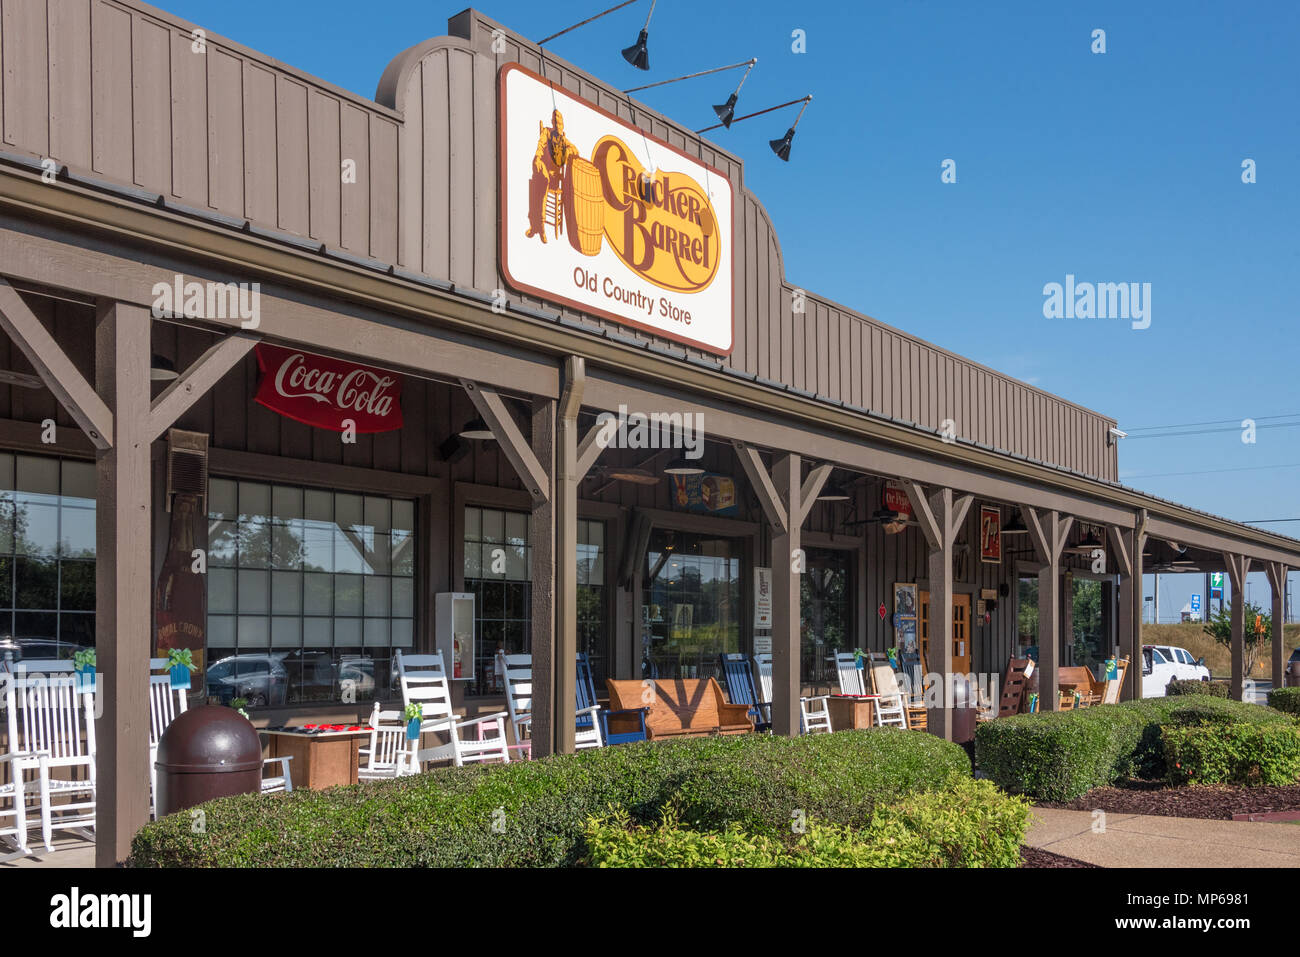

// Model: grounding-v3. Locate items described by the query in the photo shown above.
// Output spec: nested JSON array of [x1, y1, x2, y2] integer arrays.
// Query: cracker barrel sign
[[254, 344, 403, 433], [499, 64, 734, 355]]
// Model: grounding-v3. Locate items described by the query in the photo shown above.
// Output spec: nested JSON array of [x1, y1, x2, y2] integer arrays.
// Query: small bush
[[1165, 679, 1227, 698], [976, 696, 1292, 801], [1163, 722, 1300, 787], [1267, 687, 1300, 716], [583, 779, 1029, 868], [130, 729, 970, 867]]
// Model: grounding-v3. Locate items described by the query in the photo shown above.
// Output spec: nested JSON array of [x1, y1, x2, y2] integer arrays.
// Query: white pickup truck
[[1141, 644, 1211, 697]]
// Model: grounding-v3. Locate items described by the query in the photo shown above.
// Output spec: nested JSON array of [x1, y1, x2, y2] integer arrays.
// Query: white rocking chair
[[3, 674, 96, 853], [358, 703, 418, 780], [753, 654, 832, 734], [394, 651, 511, 767], [148, 658, 189, 818]]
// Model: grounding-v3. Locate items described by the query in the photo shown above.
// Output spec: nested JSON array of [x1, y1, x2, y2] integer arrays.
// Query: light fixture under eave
[[663, 457, 705, 476], [817, 482, 851, 502], [150, 354, 180, 382], [458, 418, 494, 441], [1001, 511, 1030, 535]]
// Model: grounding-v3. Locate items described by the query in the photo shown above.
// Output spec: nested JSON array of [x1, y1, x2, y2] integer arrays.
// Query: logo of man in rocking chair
[[525, 109, 580, 244]]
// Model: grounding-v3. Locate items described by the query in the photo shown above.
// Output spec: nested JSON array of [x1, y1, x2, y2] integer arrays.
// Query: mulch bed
[[1038, 780, 1300, 821], [1019, 845, 1098, 868]]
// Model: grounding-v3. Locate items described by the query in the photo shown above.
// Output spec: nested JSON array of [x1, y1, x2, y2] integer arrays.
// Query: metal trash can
[[155, 705, 263, 817], [950, 676, 978, 745]]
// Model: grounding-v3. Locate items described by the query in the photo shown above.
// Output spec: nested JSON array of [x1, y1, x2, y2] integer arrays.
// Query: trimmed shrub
[[130, 728, 970, 867], [975, 696, 1292, 801], [583, 779, 1030, 868], [1267, 687, 1300, 716], [1165, 678, 1227, 698], [1162, 722, 1300, 786]]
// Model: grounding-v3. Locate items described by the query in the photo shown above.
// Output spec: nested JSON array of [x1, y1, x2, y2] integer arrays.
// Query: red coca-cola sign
[[254, 344, 403, 433]]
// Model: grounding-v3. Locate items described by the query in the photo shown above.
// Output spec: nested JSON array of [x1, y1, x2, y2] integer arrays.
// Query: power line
[[1124, 461, 1300, 479], [1124, 422, 1300, 440], [1124, 412, 1300, 432], [1242, 518, 1300, 524]]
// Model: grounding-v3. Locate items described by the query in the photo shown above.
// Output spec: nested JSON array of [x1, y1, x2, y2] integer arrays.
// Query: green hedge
[[130, 729, 970, 867], [1165, 679, 1227, 697], [583, 778, 1030, 868], [1267, 687, 1300, 716], [1163, 722, 1300, 786], [975, 697, 1292, 801]]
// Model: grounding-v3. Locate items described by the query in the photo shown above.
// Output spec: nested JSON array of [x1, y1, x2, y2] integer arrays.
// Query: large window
[[643, 529, 741, 681], [577, 519, 609, 686], [0, 453, 96, 656], [207, 479, 416, 706], [463, 506, 530, 695], [801, 548, 850, 686]]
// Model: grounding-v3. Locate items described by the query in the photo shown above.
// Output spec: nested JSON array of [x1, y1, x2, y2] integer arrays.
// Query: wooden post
[[1222, 552, 1250, 701], [1268, 563, 1288, 692], [94, 301, 153, 867], [905, 483, 973, 740], [770, 453, 801, 736], [554, 358, 585, 755], [1024, 508, 1075, 712], [1109, 524, 1139, 701], [529, 397, 557, 756]]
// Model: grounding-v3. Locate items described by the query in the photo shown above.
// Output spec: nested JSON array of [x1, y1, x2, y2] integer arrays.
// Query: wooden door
[[920, 592, 973, 676]]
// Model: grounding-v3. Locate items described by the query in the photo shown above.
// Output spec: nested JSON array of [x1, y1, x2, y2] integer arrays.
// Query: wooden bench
[[606, 677, 753, 739], [1057, 666, 1103, 706]]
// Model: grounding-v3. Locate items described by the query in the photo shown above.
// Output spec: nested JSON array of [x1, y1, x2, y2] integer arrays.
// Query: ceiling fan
[[1143, 541, 1201, 573], [594, 466, 660, 486]]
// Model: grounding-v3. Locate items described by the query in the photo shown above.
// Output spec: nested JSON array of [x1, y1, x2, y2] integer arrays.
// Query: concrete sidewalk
[[1027, 807, 1300, 868]]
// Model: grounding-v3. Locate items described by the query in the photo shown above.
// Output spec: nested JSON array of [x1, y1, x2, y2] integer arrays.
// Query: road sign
[[1191, 594, 1201, 611], [1211, 587, 1223, 601], [1211, 572, 1224, 588]]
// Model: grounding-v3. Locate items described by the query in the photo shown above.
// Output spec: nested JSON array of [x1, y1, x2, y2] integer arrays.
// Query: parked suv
[[1142, 644, 1210, 697]]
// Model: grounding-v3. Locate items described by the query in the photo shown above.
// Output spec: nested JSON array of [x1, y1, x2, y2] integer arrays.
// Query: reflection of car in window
[[204, 654, 288, 707]]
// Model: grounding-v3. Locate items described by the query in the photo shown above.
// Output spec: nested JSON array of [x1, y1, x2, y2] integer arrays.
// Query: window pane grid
[[209, 478, 416, 707], [0, 452, 98, 659]]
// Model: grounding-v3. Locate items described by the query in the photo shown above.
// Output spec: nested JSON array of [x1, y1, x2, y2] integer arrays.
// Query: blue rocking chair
[[719, 653, 770, 732], [576, 652, 648, 746]]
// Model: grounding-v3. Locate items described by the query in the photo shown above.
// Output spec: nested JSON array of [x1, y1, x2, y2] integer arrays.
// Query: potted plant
[[404, 702, 423, 740], [852, 648, 866, 670], [886, 647, 899, 668], [229, 696, 251, 721], [165, 647, 196, 690], [72, 648, 96, 690]]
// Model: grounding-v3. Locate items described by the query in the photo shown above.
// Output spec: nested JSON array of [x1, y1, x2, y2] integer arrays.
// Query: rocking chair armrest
[[262, 756, 292, 771], [602, 706, 648, 719], [450, 711, 509, 730], [575, 704, 602, 721], [0, 751, 42, 765], [799, 694, 831, 706]]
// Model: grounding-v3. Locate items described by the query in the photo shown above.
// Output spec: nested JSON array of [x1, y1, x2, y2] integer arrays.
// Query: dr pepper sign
[[499, 64, 735, 355], [254, 344, 403, 433]]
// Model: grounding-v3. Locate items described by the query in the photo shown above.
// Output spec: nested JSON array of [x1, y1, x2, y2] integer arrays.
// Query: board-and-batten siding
[[0, 0, 1117, 482], [0, 0, 400, 262]]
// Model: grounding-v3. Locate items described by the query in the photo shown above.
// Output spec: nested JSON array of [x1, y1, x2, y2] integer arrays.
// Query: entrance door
[[919, 591, 972, 676]]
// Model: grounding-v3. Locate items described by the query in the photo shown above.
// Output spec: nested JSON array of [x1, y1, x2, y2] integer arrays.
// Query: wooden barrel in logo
[[566, 157, 604, 256]]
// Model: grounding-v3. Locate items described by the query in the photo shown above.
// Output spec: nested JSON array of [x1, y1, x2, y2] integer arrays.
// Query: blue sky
[[164, 0, 1298, 621]]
